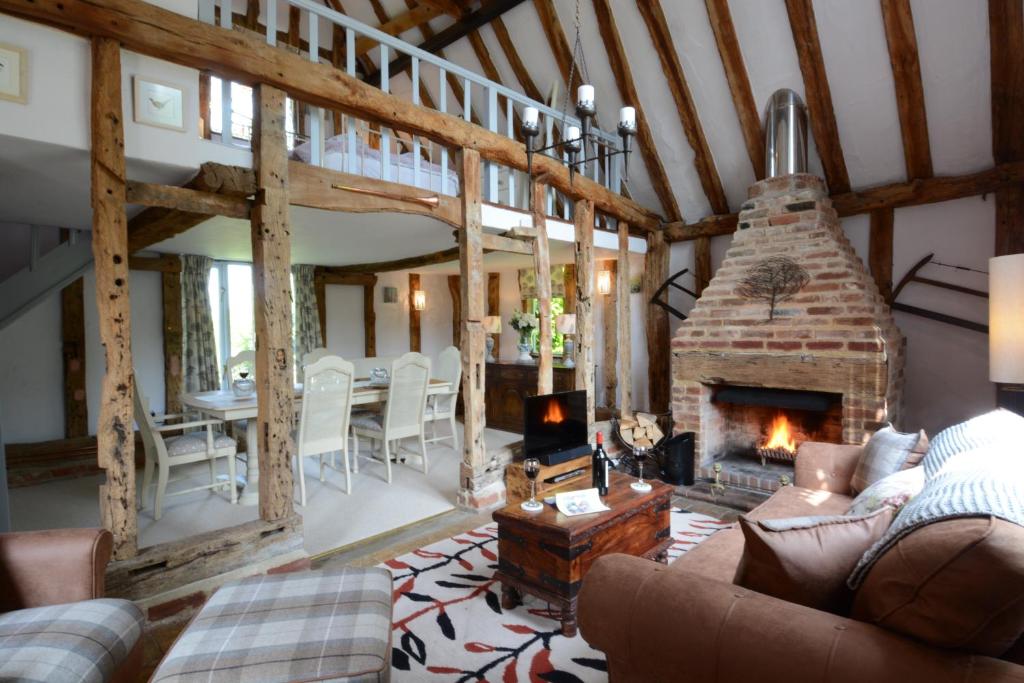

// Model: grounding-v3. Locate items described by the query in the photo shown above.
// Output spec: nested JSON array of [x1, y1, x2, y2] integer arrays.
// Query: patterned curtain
[[182, 255, 220, 393], [517, 265, 566, 299], [292, 264, 323, 365]]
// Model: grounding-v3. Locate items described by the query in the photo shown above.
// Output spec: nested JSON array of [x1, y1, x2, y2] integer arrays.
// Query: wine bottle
[[592, 431, 610, 496]]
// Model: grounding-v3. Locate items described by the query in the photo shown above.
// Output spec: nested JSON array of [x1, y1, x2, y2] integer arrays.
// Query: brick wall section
[[671, 174, 905, 473]]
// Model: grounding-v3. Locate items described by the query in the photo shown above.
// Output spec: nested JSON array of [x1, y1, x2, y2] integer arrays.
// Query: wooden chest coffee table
[[492, 471, 673, 636]]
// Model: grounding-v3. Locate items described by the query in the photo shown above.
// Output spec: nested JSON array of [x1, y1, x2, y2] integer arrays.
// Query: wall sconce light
[[413, 290, 426, 311], [597, 270, 612, 295]]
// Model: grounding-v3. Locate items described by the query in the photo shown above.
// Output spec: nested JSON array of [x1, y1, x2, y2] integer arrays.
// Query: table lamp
[[482, 315, 502, 362], [556, 314, 577, 368], [990, 253, 1024, 412]]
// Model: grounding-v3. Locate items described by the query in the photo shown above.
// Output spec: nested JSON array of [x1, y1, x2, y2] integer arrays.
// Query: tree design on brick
[[736, 256, 811, 321]]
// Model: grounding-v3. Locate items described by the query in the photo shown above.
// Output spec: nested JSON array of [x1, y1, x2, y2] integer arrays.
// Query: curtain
[[182, 254, 220, 393], [517, 265, 566, 299], [292, 264, 323, 365]]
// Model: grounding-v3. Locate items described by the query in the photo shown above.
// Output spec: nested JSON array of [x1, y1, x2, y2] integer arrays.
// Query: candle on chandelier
[[577, 84, 595, 107], [566, 125, 582, 151], [523, 106, 539, 128], [619, 106, 636, 129]]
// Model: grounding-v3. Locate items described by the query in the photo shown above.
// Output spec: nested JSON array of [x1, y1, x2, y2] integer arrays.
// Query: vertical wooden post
[[487, 273, 500, 360], [616, 222, 632, 418], [869, 208, 895, 302], [409, 272, 421, 352], [364, 279, 377, 357], [458, 148, 488, 506], [91, 37, 136, 559], [448, 275, 462, 348], [574, 199, 596, 438], [644, 230, 670, 414], [601, 259, 618, 409], [251, 84, 295, 523], [532, 179, 552, 395], [563, 264, 577, 313], [162, 261, 184, 415], [61, 278, 88, 438], [694, 236, 712, 297], [314, 269, 327, 347]]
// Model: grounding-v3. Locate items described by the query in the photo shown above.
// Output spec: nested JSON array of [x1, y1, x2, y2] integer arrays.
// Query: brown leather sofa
[[0, 528, 144, 683], [578, 443, 1024, 683]]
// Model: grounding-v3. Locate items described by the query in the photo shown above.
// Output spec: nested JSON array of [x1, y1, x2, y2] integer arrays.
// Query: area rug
[[382, 509, 728, 682]]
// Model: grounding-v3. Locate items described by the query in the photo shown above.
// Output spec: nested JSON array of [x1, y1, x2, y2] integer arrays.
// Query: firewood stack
[[619, 412, 665, 450]]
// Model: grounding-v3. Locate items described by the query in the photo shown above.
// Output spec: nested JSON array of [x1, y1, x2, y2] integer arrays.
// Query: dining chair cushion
[[165, 433, 236, 457], [351, 413, 384, 433]]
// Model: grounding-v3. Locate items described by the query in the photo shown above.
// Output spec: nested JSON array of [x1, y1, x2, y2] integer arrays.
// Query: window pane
[[208, 267, 222, 367], [209, 76, 222, 134], [227, 264, 255, 355], [527, 296, 566, 355]]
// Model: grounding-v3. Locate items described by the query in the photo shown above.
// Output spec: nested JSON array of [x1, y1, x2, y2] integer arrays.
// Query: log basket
[[610, 412, 672, 478]]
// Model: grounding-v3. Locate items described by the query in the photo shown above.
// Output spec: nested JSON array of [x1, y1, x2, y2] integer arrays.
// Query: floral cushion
[[165, 433, 236, 456], [846, 466, 925, 517]]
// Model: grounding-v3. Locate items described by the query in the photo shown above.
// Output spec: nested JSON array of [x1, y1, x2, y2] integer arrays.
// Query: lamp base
[[997, 383, 1024, 416], [486, 335, 496, 363], [562, 338, 575, 369]]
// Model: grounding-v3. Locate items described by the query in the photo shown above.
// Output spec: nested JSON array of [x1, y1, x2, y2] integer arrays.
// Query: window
[[526, 296, 566, 356], [208, 76, 297, 147]]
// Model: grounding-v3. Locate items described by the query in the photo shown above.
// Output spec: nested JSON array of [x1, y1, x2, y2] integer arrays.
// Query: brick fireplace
[[672, 174, 904, 492]]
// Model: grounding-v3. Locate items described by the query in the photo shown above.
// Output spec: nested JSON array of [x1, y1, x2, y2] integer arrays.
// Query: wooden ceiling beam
[[704, 0, 764, 179], [990, 0, 1024, 164], [2, 0, 659, 229], [321, 247, 461, 274], [352, 4, 446, 58], [364, 0, 529, 88], [533, 0, 582, 96], [784, 0, 851, 193], [880, 0, 932, 179], [592, 0, 682, 222], [636, 0, 728, 215], [663, 161, 1024, 241]]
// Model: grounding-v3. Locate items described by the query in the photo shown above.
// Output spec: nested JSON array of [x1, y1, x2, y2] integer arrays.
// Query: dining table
[[181, 378, 453, 505]]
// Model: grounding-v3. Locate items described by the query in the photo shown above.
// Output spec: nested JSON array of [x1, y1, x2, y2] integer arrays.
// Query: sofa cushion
[[846, 466, 925, 517], [852, 516, 1024, 657], [0, 598, 144, 683], [151, 567, 393, 683], [734, 507, 894, 614], [672, 486, 854, 580], [850, 426, 928, 494], [923, 409, 1024, 479]]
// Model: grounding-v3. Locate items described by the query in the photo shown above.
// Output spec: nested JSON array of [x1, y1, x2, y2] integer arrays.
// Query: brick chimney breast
[[672, 174, 905, 484]]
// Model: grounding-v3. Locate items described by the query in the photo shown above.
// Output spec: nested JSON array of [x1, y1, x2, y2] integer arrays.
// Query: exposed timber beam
[[126, 181, 251, 219], [61, 277, 88, 439], [491, 17, 544, 103], [481, 232, 534, 254], [990, 0, 1024, 257], [880, 0, 932, 180], [0, 0, 659, 229], [322, 247, 461, 275], [409, 272, 422, 352], [643, 231, 669, 413], [664, 161, 1024, 241], [869, 208, 894, 301], [364, 0, 529, 88], [573, 198, 596, 438], [704, 0, 764, 179], [353, 4, 445, 58], [784, 0, 851, 193], [615, 220, 632, 418], [593, 0, 682, 222], [636, 0, 728, 215], [533, 0, 583, 95], [533, 179, 553, 395]]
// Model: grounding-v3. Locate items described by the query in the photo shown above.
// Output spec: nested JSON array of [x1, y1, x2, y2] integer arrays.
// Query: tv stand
[[506, 455, 591, 505]]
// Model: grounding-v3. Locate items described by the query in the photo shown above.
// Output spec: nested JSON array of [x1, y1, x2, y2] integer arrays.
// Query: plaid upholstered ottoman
[[152, 567, 393, 683]]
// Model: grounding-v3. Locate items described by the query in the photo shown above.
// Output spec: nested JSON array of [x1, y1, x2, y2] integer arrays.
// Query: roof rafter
[[784, 0, 851, 193], [352, 4, 446, 58], [880, 0, 932, 179], [704, 0, 764, 179], [592, 0, 682, 222], [491, 16, 544, 102], [636, 0, 728, 215], [989, 0, 1024, 256]]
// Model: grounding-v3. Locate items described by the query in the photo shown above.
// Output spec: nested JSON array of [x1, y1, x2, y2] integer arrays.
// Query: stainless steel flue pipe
[[764, 89, 808, 178]]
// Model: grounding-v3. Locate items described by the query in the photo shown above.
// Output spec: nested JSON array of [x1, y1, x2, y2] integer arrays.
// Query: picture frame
[[382, 286, 398, 304], [133, 76, 185, 131], [0, 43, 27, 104]]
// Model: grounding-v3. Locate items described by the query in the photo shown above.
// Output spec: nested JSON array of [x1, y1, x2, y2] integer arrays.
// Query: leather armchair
[[0, 527, 113, 612]]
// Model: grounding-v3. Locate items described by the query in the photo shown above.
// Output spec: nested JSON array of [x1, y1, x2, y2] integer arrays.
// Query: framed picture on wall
[[133, 76, 185, 131], [382, 286, 398, 304], [0, 43, 27, 104]]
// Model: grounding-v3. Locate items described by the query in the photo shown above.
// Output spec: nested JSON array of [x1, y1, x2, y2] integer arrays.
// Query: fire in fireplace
[[758, 413, 798, 465]]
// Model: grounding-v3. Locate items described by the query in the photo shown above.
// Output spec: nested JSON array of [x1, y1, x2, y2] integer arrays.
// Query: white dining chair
[[134, 375, 237, 520], [351, 352, 431, 477], [425, 346, 462, 451], [293, 355, 355, 504], [302, 347, 330, 367], [223, 350, 255, 389]]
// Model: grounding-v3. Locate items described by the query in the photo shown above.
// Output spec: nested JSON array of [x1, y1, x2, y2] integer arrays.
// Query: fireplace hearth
[[672, 174, 904, 493]]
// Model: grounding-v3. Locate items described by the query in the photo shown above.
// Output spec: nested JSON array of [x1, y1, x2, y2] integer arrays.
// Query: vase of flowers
[[510, 309, 539, 363]]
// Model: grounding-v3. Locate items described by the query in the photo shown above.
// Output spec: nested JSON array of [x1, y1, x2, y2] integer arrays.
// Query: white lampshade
[[990, 253, 1024, 383], [556, 314, 577, 335], [482, 315, 502, 334]]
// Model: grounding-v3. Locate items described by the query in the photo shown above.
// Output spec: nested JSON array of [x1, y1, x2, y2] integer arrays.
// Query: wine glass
[[631, 446, 652, 492], [521, 458, 544, 512]]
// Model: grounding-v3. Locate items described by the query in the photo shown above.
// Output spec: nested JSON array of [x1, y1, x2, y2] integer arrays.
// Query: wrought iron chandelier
[[521, 0, 637, 191]]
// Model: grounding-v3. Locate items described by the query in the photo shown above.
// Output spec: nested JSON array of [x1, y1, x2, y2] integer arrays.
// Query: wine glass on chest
[[631, 446, 652, 492], [521, 458, 544, 512]]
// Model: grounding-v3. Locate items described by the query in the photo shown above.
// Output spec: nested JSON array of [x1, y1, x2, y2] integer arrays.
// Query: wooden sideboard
[[485, 361, 575, 433]]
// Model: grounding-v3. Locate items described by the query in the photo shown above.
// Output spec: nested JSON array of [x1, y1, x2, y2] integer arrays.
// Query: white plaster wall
[[323, 284, 365, 358]]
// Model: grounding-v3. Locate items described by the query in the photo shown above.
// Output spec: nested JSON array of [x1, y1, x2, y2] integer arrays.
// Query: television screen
[[523, 390, 590, 463]]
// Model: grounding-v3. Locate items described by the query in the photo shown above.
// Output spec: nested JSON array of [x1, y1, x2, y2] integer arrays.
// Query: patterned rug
[[382, 509, 728, 682]]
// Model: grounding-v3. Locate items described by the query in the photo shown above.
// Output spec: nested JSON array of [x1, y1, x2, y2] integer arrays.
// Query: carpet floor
[[382, 508, 728, 682]]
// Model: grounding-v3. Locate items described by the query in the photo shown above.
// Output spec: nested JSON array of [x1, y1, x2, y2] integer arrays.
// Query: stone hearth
[[672, 174, 905, 491]]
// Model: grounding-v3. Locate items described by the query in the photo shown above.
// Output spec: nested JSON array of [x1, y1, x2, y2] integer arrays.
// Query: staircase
[[0, 228, 93, 331]]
